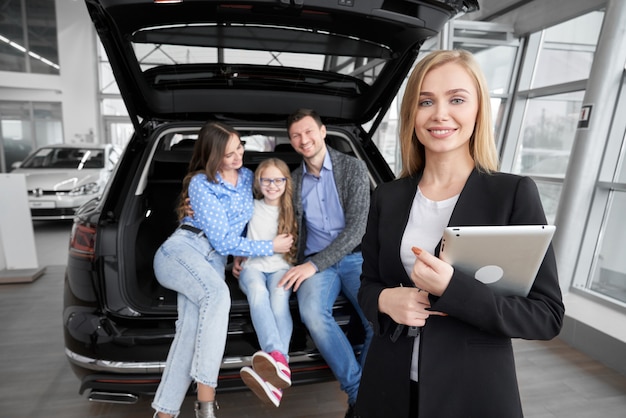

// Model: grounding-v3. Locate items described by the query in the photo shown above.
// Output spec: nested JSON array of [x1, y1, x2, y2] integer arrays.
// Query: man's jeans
[[151, 228, 229, 416], [239, 266, 292, 357], [296, 252, 373, 405]]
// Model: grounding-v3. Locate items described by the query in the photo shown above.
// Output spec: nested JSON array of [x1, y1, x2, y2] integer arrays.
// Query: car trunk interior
[[114, 125, 366, 352], [122, 126, 359, 314]]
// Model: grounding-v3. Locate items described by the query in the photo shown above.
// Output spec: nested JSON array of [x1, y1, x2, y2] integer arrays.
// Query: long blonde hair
[[399, 49, 499, 178], [254, 158, 298, 264]]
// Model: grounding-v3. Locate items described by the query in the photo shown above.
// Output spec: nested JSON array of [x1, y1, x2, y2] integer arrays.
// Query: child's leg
[[239, 266, 284, 354], [267, 268, 293, 357]]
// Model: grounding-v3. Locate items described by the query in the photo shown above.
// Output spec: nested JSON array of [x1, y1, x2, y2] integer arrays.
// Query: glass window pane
[[224, 49, 326, 71], [590, 191, 626, 304], [99, 62, 120, 94], [1, 101, 34, 170], [134, 43, 218, 67], [0, 0, 26, 72], [371, 96, 401, 175], [101, 99, 129, 117], [98, 42, 120, 94], [534, 48, 595, 89], [492, 97, 507, 142], [33, 102, 63, 147], [107, 121, 133, 149], [513, 91, 584, 177], [532, 11, 604, 88], [618, 129, 626, 183], [130, 23, 392, 89], [534, 182, 562, 225], [455, 45, 517, 95], [1, 101, 63, 172], [0, 0, 59, 74], [25, 0, 59, 75]]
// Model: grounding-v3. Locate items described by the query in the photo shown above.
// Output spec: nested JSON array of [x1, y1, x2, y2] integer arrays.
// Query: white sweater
[[243, 199, 291, 272]]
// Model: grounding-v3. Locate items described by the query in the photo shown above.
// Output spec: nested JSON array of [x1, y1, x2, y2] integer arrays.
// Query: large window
[[514, 92, 583, 177], [98, 42, 132, 148], [532, 12, 603, 89], [588, 190, 626, 305], [574, 69, 626, 308], [503, 11, 604, 223], [0, 0, 59, 74]]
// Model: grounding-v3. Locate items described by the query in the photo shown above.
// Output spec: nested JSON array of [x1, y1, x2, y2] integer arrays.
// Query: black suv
[[63, 0, 478, 404]]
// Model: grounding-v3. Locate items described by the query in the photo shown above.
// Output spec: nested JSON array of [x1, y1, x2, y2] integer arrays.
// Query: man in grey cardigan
[[278, 108, 372, 418]]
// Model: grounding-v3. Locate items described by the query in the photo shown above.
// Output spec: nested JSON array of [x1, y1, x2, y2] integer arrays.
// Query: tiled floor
[[1, 221, 625, 417]]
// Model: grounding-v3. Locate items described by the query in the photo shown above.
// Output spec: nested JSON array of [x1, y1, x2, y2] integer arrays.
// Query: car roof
[[85, 0, 478, 135]]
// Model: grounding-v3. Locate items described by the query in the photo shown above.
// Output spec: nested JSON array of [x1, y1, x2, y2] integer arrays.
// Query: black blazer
[[355, 170, 564, 418]]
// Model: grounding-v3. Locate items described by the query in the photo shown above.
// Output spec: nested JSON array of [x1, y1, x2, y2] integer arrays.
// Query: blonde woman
[[355, 50, 564, 417]]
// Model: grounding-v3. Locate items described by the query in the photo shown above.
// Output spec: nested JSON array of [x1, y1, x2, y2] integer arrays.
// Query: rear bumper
[[65, 347, 326, 374], [66, 347, 334, 401]]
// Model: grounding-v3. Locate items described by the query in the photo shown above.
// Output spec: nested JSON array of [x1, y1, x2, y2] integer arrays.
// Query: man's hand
[[278, 262, 317, 291], [232, 256, 246, 278]]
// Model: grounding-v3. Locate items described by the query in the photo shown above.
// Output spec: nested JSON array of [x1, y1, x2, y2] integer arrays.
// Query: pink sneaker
[[240, 366, 282, 407], [252, 350, 292, 389]]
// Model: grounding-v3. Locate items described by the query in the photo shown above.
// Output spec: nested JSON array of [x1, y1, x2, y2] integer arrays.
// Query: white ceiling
[[461, 0, 606, 36]]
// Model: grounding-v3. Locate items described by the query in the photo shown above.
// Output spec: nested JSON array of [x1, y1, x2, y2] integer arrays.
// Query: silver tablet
[[439, 225, 556, 297]]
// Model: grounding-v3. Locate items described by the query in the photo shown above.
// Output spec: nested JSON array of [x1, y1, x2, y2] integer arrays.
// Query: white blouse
[[400, 186, 459, 382]]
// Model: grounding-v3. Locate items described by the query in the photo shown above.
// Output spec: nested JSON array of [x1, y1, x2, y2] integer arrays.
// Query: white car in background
[[12, 144, 122, 220]]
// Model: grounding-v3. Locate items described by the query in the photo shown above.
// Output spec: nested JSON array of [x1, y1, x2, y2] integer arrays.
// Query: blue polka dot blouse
[[183, 167, 273, 257]]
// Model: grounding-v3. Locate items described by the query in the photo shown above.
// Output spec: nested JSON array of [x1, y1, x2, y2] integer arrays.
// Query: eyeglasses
[[260, 177, 287, 187]]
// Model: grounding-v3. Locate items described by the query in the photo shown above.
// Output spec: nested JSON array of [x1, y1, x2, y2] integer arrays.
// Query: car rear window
[[140, 126, 357, 195], [132, 22, 389, 95]]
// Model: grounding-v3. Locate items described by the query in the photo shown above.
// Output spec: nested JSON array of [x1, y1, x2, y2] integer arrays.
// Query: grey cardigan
[[291, 146, 370, 272]]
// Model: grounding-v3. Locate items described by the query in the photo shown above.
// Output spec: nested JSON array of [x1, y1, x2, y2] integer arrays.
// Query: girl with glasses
[[235, 158, 298, 408]]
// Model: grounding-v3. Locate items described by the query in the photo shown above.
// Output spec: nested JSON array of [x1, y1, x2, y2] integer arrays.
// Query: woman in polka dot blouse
[[151, 121, 294, 418]]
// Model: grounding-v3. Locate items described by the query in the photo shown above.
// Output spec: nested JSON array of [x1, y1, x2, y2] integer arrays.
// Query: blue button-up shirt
[[301, 152, 345, 256], [182, 168, 273, 257]]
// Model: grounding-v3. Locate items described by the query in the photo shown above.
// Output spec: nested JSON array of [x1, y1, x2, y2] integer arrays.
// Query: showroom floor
[[1, 221, 626, 417]]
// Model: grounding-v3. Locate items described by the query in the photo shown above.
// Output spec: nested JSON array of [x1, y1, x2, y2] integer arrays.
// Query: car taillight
[[69, 221, 96, 261]]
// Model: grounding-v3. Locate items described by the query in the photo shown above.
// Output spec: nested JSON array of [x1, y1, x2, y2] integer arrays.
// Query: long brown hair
[[254, 158, 298, 264], [399, 49, 499, 177], [176, 121, 240, 220]]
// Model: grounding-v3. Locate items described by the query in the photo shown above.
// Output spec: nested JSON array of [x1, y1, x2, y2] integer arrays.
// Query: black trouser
[[409, 380, 419, 416]]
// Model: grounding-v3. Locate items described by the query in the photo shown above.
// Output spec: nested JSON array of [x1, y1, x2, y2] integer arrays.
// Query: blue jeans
[[151, 228, 229, 417], [238, 266, 292, 358], [296, 252, 373, 405]]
